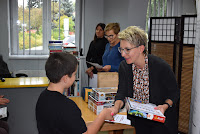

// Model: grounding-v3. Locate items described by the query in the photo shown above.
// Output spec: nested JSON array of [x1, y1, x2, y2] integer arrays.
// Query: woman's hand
[[85, 67, 94, 78], [96, 68, 103, 72], [102, 65, 111, 72], [154, 104, 168, 114], [155, 99, 173, 114]]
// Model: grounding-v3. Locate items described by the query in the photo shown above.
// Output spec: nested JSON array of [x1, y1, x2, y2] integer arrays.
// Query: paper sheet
[[86, 61, 103, 69], [0, 107, 7, 119], [105, 114, 131, 125]]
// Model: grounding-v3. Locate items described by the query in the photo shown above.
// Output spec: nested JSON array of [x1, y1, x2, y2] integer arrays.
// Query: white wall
[[103, 0, 148, 30], [83, 0, 104, 55], [188, 0, 200, 133], [0, 0, 9, 63], [182, 0, 196, 15], [103, 0, 129, 29]]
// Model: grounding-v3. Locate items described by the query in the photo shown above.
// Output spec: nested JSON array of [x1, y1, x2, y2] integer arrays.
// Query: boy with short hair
[[36, 52, 113, 134]]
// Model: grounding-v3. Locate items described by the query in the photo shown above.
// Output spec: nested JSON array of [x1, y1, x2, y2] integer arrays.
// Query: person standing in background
[[99, 23, 124, 72], [86, 23, 108, 78]]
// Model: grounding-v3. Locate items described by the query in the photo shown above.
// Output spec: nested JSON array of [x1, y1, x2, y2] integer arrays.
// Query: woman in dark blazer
[[110, 26, 180, 134], [86, 23, 108, 78]]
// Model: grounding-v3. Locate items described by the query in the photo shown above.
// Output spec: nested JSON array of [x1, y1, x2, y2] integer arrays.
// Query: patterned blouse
[[132, 55, 150, 103]]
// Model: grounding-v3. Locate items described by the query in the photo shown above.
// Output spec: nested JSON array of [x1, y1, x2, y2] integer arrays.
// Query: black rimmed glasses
[[105, 35, 114, 39], [118, 46, 139, 54]]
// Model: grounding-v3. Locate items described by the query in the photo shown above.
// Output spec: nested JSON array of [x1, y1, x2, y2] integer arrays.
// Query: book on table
[[126, 97, 166, 123]]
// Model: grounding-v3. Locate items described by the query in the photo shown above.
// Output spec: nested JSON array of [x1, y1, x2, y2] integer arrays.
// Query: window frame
[[9, 0, 79, 58], [10, 0, 51, 57]]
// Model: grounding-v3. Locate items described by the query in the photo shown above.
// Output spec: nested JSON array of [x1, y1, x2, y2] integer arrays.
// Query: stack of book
[[126, 97, 166, 123], [48, 40, 79, 57], [48, 40, 63, 54], [88, 87, 117, 115]]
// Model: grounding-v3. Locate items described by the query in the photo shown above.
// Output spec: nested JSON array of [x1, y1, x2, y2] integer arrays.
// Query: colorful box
[[90, 87, 117, 101], [126, 97, 166, 123], [88, 95, 114, 115]]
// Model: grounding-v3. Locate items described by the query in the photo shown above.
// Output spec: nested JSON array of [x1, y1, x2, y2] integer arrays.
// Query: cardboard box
[[97, 72, 118, 88], [90, 87, 117, 101], [126, 97, 166, 123], [88, 95, 114, 115]]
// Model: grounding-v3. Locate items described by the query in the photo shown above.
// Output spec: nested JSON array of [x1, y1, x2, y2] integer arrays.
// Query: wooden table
[[0, 77, 49, 88], [70, 97, 135, 134]]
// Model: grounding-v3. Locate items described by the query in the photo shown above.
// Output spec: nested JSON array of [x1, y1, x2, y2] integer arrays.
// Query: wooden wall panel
[[150, 43, 194, 134], [178, 46, 194, 133], [150, 42, 174, 69]]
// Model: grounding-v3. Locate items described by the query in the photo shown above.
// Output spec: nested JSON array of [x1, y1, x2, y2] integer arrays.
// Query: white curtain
[[189, 0, 200, 133]]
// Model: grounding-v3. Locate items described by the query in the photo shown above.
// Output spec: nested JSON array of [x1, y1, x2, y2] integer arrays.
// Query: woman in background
[[86, 23, 108, 78], [99, 23, 124, 72]]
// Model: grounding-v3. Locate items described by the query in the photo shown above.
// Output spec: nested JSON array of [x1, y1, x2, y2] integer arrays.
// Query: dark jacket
[[115, 54, 180, 134], [86, 37, 108, 74]]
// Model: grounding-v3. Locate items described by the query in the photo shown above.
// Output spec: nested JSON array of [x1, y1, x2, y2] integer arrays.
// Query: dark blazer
[[86, 37, 108, 74], [115, 54, 180, 134]]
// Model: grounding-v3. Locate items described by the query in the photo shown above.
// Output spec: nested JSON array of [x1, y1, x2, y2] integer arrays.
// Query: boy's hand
[[100, 108, 114, 121], [0, 95, 10, 105], [109, 106, 119, 116]]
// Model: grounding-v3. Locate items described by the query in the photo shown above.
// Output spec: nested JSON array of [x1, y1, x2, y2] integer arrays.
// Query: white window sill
[[9, 55, 49, 60]]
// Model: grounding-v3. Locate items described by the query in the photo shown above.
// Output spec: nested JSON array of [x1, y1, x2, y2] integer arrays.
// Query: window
[[10, 0, 76, 57]]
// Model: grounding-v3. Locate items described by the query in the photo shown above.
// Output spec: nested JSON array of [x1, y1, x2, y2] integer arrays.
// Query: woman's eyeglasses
[[105, 35, 114, 39], [118, 46, 138, 54]]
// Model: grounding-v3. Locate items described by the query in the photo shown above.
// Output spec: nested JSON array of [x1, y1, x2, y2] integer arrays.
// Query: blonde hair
[[104, 23, 120, 34], [118, 26, 148, 54]]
